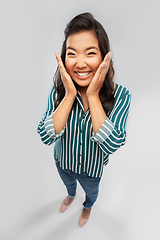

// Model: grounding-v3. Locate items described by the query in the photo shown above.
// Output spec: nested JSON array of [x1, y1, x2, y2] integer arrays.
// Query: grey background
[[0, 0, 160, 239]]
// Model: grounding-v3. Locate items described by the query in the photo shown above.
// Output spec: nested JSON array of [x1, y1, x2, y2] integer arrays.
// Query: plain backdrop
[[0, 0, 160, 239]]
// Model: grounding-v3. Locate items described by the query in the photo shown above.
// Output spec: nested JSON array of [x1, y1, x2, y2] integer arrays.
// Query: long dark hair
[[54, 12, 115, 115]]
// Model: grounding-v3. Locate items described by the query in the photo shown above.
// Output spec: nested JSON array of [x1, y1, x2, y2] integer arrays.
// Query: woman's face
[[65, 31, 102, 90]]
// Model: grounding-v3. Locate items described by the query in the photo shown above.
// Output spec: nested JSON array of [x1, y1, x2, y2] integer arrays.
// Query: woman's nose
[[76, 56, 87, 68]]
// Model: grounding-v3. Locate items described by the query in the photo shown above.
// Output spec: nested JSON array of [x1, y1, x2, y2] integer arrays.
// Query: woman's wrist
[[65, 92, 77, 102], [87, 93, 100, 103]]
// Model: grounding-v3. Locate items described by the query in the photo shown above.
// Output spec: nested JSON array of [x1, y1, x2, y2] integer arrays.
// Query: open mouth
[[76, 71, 91, 77], [74, 71, 92, 80]]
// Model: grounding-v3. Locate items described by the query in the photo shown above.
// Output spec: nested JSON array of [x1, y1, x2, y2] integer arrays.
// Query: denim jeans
[[55, 157, 101, 209]]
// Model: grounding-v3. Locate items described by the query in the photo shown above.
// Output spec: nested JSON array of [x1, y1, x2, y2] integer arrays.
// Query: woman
[[37, 12, 131, 226]]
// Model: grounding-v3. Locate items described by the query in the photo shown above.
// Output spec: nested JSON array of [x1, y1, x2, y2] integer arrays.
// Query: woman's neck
[[78, 87, 89, 112], [78, 86, 87, 96]]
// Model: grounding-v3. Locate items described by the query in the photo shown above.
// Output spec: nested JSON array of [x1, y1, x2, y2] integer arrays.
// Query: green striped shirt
[[37, 83, 131, 178]]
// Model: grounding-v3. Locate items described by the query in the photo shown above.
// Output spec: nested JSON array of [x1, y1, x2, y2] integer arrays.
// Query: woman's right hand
[[55, 52, 77, 98]]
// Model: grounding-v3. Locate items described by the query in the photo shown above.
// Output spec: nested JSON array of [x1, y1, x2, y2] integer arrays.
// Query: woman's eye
[[87, 52, 96, 55], [67, 52, 75, 56]]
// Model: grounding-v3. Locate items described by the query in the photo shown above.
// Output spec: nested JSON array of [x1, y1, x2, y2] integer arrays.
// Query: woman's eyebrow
[[66, 46, 99, 51], [66, 47, 76, 51], [86, 46, 98, 51]]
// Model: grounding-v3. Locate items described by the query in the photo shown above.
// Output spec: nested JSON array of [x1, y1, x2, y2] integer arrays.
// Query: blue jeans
[[55, 157, 101, 209]]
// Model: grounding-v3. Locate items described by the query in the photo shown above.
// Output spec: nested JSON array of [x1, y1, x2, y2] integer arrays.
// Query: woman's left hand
[[86, 52, 112, 99]]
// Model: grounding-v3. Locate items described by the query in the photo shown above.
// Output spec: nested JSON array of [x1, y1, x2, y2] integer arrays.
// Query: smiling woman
[[54, 13, 115, 115], [37, 12, 131, 227], [65, 31, 102, 90]]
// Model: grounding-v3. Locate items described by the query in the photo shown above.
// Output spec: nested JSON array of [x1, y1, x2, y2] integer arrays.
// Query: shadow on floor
[[6, 196, 127, 240], [9, 196, 83, 240], [9, 198, 63, 240], [38, 210, 80, 240]]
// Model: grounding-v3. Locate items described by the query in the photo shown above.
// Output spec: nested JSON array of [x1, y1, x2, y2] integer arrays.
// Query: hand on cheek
[[86, 52, 112, 98], [55, 52, 77, 98]]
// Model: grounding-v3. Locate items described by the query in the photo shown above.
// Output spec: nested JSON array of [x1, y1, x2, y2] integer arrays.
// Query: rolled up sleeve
[[44, 115, 65, 138], [91, 90, 131, 155], [37, 85, 65, 146]]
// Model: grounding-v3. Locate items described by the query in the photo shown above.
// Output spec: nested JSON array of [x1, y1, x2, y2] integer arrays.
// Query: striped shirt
[[37, 83, 131, 178]]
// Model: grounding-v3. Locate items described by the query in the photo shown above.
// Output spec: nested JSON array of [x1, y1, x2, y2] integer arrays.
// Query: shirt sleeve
[[90, 89, 131, 155], [37, 85, 65, 146]]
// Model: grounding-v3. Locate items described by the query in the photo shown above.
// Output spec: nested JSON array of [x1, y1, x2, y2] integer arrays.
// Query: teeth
[[76, 72, 90, 76]]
